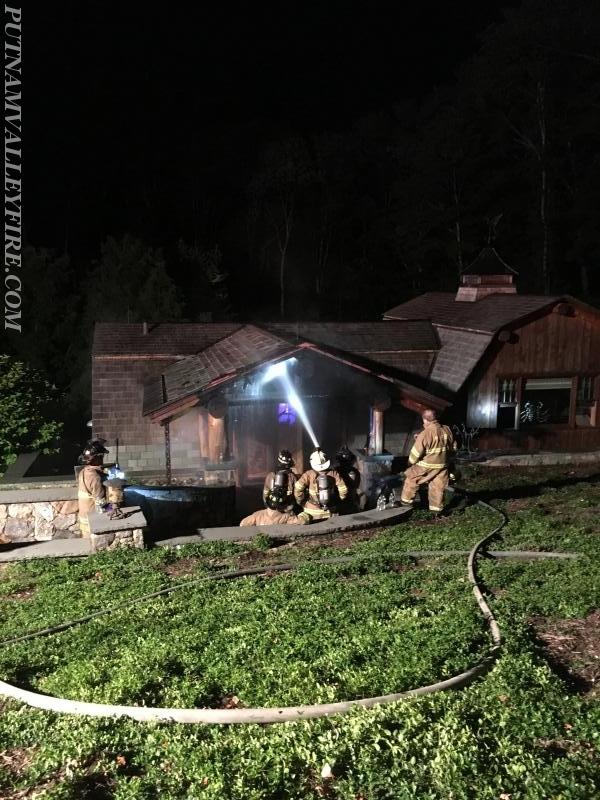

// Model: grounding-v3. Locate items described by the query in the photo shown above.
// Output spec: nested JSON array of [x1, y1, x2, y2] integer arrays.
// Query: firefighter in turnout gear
[[263, 449, 297, 511], [240, 483, 312, 527], [77, 439, 109, 537], [334, 445, 365, 513], [294, 449, 348, 521], [400, 409, 456, 514]]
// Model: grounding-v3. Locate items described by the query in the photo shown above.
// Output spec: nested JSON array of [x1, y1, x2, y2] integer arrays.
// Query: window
[[576, 376, 598, 427], [520, 377, 571, 426], [277, 402, 297, 425], [497, 378, 519, 429], [497, 376, 598, 429]]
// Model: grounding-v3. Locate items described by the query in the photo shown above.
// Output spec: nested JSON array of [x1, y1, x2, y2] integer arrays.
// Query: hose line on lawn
[[0, 492, 566, 724]]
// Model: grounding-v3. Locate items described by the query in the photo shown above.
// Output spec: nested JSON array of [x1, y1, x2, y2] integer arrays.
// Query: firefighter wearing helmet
[[77, 438, 109, 536], [335, 445, 365, 513], [293, 448, 348, 521], [400, 409, 457, 515], [240, 480, 312, 527], [263, 449, 298, 511]]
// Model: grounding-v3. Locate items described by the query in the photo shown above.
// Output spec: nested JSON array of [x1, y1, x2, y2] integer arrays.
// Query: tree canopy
[[0, 355, 63, 472]]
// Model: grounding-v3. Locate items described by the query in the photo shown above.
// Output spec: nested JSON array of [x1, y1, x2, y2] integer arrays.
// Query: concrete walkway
[[0, 538, 91, 562], [0, 507, 411, 562]]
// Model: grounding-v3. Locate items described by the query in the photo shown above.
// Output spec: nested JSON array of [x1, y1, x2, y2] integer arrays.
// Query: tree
[[249, 138, 314, 318], [457, 0, 600, 294], [6, 245, 80, 391], [175, 241, 234, 320], [69, 235, 185, 417], [84, 235, 184, 325], [0, 355, 63, 471]]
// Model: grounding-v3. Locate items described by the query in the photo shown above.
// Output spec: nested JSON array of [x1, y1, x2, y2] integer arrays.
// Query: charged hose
[[0, 493, 570, 724]]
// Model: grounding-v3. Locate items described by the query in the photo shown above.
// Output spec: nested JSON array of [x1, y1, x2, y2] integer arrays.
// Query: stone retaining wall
[[0, 487, 80, 542]]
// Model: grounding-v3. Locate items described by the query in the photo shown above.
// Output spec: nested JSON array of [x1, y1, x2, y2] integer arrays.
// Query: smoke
[[261, 359, 320, 447]]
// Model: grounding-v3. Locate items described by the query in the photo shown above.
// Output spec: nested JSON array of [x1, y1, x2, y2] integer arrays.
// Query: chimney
[[456, 247, 518, 302], [142, 321, 148, 335]]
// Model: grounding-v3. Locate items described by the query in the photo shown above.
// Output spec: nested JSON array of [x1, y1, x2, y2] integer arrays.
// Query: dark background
[[7, 0, 600, 423], [27, 1, 520, 255]]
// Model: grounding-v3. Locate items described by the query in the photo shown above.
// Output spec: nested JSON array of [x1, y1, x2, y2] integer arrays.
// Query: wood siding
[[467, 305, 600, 451]]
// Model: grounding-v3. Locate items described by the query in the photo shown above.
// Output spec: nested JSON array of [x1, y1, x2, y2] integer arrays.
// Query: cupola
[[455, 247, 518, 302]]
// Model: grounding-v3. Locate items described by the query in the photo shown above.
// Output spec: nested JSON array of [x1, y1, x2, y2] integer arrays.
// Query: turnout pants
[[401, 465, 449, 512], [303, 503, 336, 521]]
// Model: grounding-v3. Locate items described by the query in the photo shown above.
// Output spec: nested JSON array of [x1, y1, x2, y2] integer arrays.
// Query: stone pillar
[[87, 507, 147, 552], [90, 528, 146, 552], [354, 450, 394, 508]]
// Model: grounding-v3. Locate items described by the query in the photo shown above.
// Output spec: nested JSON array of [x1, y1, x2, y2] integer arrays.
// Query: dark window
[[576, 376, 597, 427], [497, 405, 517, 430], [520, 378, 571, 426]]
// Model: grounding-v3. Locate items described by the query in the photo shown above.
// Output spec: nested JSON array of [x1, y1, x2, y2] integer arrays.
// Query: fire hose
[[0, 491, 579, 724]]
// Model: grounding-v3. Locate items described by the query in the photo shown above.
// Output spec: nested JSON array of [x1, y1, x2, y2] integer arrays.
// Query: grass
[[0, 465, 599, 799]]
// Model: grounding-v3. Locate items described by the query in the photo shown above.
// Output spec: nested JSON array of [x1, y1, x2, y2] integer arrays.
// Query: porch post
[[374, 409, 384, 454], [369, 407, 385, 454], [198, 407, 210, 459], [369, 392, 390, 455]]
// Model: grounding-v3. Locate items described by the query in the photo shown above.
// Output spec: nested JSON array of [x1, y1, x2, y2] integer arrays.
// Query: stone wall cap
[[88, 507, 147, 534], [0, 487, 79, 504]]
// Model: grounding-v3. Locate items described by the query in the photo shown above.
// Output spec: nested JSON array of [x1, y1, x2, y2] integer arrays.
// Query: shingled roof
[[383, 292, 592, 395], [143, 321, 448, 420], [263, 321, 439, 352], [93, 322, 242, 357], [427, 328, 493, 395], [143, 325, 293, 415], [384, 292, 563, 333]]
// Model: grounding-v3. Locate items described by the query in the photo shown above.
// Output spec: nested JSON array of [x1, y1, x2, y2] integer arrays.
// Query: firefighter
[[400, 409, 456, 515], [240, 484, 312, 526], [77, 439, 109, 537], [335, 445, 364, 513], [263, 449, 298, 511], [294, 448, 348, 521]]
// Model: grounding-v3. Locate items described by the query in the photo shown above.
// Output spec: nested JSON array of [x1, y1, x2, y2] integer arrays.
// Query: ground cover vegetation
[[0, 466, 598, 798]]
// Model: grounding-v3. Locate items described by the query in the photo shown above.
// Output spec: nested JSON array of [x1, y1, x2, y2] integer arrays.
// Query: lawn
[[0, 465, 598, 799]]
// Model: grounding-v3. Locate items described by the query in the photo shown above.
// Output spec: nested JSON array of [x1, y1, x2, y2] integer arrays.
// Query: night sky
[[26, 1, 519, 258]]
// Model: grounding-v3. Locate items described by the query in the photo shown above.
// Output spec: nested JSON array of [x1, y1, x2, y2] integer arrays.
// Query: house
[[92, 247, 599, 499], [384, 248, 600, 452], [92, 320, 448, 494]]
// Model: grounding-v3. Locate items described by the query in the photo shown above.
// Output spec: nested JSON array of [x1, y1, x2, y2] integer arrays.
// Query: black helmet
[[81, 438, 109, 463], [336, 445, 355, 465], [265, 486, 286, 511], [277, 449, 294, 469]]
